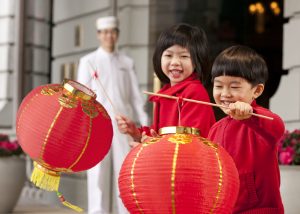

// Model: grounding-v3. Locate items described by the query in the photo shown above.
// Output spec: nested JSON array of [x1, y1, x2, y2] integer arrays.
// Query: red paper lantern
[[16, 80, 113, 193], [119, 126, 239, 214]]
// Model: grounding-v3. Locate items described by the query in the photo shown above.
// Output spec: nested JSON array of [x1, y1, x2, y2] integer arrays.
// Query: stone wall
[[270, 0, 300, 131], [0, 0, 51, 132]]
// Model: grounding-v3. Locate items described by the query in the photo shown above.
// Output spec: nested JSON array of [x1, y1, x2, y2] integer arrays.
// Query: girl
[[116, 23, 215, 143]]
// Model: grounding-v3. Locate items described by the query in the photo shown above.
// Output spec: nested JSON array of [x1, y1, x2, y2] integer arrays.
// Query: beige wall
[[0, 0, 51, 131], [0, 0, 15, 129]]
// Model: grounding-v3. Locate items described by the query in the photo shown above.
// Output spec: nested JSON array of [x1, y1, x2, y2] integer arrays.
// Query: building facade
[[1, 0, 299, 212], [270, 0, 300, 131]]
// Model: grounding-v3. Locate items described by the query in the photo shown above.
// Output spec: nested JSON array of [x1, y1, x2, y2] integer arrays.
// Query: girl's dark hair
[[211, 45, 268, 85], [153, 23, 210, 84]]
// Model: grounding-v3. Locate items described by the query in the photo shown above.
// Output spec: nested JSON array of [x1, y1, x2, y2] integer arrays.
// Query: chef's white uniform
[[77, 47, 148, 214]]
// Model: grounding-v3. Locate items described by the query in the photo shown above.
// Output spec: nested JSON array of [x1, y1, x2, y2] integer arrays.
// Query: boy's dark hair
[[153, 23, 210, 84], [211, 45, 268, 85]]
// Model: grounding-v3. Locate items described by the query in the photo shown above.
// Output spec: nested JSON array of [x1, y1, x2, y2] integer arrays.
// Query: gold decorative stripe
[[68, 117, 92, 169], [201, 138, 218, 149], [144, 136, 161, 145], [171, 143, 180, 214], [58, 95, 78, 108], [82, 101, 99, 118], [168, 134, 193, 144], [40, 106, 64, 162], [210, 147, 223, 214], [41, 85, 61, 96], [130, 145, 145, 213]]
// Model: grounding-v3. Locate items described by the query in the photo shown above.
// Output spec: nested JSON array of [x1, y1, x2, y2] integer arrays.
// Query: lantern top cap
[[62, 79, 96, 101], [159, 126, 200, 136]]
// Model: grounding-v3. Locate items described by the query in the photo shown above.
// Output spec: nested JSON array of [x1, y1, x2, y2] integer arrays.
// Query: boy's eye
[[231, 86, 240, 89]]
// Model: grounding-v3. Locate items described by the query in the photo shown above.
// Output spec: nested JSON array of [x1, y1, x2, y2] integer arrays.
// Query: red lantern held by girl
[[16, 79, 113, 211], [119, 126, 239, 214]]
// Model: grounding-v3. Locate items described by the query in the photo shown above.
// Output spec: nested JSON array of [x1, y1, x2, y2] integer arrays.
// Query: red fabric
[[148, 73, 216, 137], [208, 101, 285, 214], [119, 134, 239, 213], [16, 84, 113, 172]]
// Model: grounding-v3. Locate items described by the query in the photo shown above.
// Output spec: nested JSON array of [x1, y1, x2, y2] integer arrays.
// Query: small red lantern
[[119, 126, 239, 214], [16, 80, 113, 211]]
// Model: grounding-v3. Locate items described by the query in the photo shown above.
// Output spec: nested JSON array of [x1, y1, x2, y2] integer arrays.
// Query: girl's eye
[[214, 85, 222, 89], [181, 55, 190, 58], [163, 54, 172, 58], [231, 86, 240, 89]]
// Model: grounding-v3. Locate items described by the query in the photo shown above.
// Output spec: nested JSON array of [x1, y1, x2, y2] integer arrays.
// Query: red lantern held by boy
[[119, 126, 240, 214], [16, 79, 113, 211]]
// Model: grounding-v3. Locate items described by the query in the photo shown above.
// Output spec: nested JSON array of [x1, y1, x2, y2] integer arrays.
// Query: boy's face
[[161, 45, 195, 86], [213, 75, 264, 113]]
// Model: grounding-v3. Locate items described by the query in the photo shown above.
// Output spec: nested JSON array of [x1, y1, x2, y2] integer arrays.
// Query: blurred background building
[[0, 0, 299, 212]]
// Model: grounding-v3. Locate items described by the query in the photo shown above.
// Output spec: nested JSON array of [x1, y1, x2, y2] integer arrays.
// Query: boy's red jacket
[[208, 101, 285, 214], [142, 73, 215, 138]]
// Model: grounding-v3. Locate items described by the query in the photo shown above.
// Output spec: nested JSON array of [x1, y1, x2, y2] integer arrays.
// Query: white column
[[270, 0, 300, 131]]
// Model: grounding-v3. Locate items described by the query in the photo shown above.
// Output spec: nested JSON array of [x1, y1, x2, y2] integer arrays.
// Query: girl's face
[[161, 45, 195, 86], [213, 75, 264, 113]]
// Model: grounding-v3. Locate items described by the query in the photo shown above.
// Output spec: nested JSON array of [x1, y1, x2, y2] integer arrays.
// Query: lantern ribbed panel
[[119, 134, 239, 214], [16, 84, 113, 172]]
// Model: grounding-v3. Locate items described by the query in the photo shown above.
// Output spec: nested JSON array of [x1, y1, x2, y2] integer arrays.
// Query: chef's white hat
[[96, 16, 118, 30]]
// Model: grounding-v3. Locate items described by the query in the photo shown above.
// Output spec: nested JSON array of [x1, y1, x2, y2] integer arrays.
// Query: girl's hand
[[225, 101, 253, 120], [141, 131, 149, 143], [141, 129, 160, 143], [150, 129, 159, 137], [130, 131, 152, 148], [115, 115, 141, 141]]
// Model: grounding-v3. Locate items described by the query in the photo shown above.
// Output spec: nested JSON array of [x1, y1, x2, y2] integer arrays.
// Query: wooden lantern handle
[[143, 91, 273, 121]]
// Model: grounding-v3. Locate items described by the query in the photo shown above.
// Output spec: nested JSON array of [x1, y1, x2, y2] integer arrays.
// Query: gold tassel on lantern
[[30, 162, 60, 191], [31, 162, 84, 212], [57, 192, 83, 212]]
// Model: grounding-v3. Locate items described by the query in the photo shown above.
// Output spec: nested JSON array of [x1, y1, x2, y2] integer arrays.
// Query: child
[[116, 23, 215, 143], [208, 45, 285, 213]]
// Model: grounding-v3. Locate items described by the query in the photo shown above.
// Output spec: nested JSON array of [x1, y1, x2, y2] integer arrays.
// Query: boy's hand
[[225, 101, 253, 120], [115, 115, 141, 141]]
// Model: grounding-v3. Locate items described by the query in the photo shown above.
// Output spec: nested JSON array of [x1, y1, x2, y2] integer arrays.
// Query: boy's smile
[[213, 75, 264, 112]]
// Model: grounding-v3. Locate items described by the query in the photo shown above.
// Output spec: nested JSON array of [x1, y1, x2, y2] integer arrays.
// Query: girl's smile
[[161, 45, 195, 86]]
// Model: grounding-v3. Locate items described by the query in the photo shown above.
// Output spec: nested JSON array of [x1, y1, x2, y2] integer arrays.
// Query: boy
[[208, 45, 285, 213]]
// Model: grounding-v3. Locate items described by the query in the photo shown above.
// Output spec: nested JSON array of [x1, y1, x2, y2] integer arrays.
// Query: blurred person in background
[[77, 16, 148, 214]]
